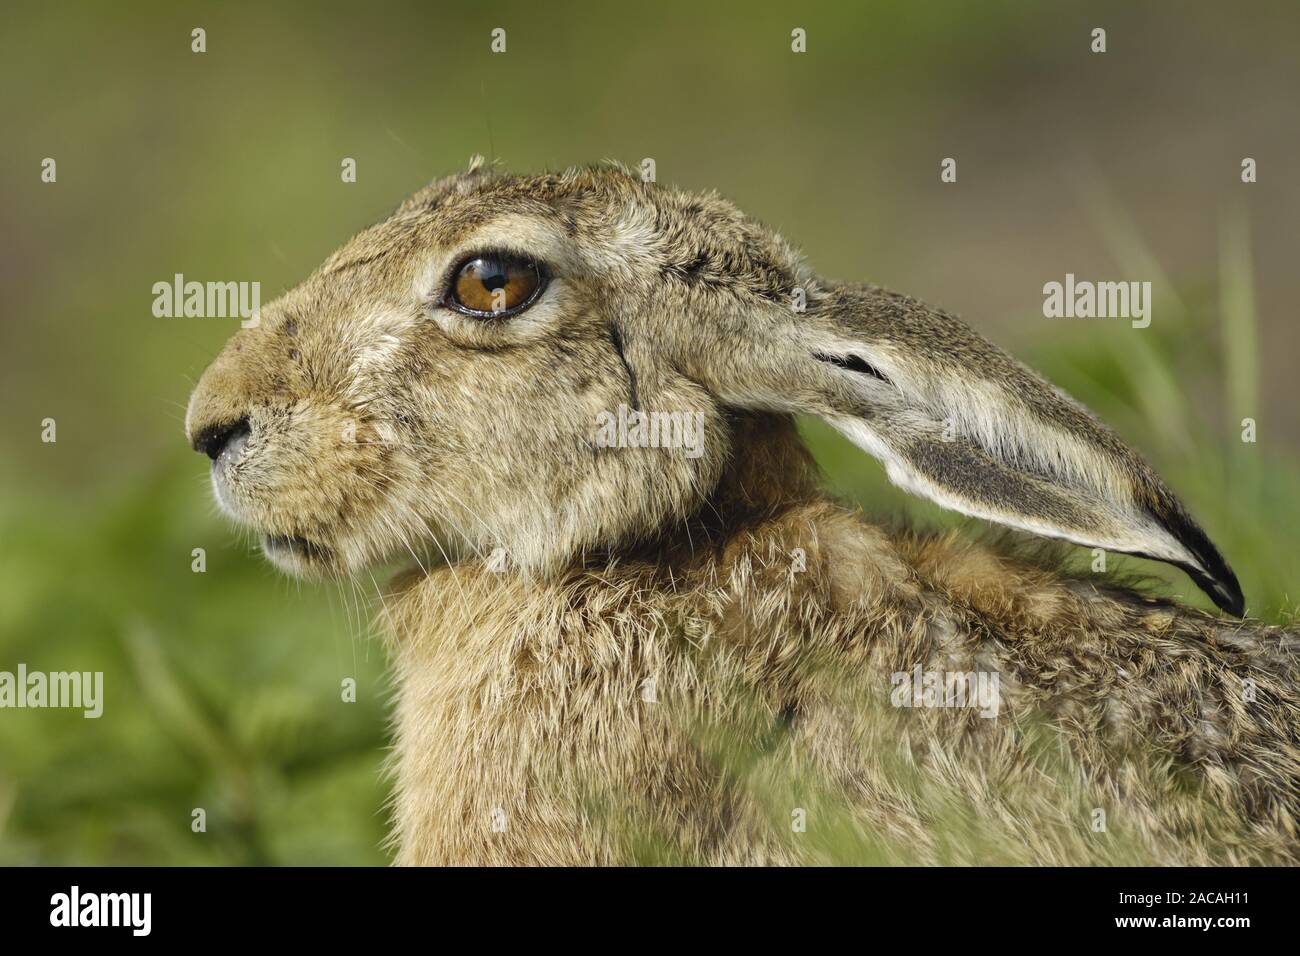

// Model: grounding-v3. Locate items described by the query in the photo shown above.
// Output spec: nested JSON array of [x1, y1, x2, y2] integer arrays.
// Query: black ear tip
[[1199, 569, 1246, 617], [1176, 554, 1244, 617], [1146, 502, 1245, 617]]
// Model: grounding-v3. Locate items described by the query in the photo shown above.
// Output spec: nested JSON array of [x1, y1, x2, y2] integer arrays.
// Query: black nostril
[[193, 418, 251, 461]]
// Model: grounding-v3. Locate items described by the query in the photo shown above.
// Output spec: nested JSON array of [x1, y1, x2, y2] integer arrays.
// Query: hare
[[187, 160, 1299, 865]]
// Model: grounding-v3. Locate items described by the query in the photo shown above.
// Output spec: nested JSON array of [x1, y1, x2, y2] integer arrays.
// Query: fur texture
[[187, 162, 1298, 865]]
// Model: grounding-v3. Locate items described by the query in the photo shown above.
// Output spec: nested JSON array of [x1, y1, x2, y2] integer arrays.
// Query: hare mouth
[[261, 533, 332, 563]]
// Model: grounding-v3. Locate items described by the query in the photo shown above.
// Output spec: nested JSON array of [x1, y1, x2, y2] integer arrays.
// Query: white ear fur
[[826, 413, 1192, 566]]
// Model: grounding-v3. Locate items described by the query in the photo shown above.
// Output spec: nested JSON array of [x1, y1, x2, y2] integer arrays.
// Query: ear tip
[[1179, 541, 1245, 617], [1204, 571, 1246, 618], [1144, 498, 1245, 616]]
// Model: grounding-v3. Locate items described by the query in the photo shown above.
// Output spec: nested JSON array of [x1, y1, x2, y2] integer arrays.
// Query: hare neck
[[706, 411, 821, 519], [628, 412, 822, 565]]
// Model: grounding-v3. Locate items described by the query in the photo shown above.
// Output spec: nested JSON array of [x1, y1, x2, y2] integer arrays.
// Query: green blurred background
[[2, 0, 1297, 864]]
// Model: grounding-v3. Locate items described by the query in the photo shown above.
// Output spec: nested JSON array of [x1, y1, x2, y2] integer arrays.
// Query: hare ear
[[704, 283, 1244, 615]]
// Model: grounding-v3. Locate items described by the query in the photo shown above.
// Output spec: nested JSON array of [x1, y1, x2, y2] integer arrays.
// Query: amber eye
[[445, 253, 546, 317]]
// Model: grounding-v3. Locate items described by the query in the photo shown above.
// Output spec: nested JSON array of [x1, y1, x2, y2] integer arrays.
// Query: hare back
[[381, 499, 1300, 866]]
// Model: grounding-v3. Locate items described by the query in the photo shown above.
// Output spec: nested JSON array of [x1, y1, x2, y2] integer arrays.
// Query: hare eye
[[445, 253, 546, 317]]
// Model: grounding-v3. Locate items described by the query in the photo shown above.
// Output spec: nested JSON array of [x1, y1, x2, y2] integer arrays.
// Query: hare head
[[186, 160, 1244, 615]]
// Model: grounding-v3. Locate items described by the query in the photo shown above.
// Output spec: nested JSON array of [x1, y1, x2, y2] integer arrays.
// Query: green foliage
[[0, 459, 391, 864]]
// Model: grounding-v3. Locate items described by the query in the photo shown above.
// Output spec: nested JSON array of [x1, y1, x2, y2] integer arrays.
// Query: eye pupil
[[447, 253, 544, 317]]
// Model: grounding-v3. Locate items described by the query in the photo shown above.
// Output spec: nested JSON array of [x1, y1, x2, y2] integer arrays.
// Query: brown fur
[[187, 162, 1299, 865]]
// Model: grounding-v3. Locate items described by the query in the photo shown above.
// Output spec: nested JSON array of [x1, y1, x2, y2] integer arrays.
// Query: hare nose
[[192, 417, 251, 464]]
